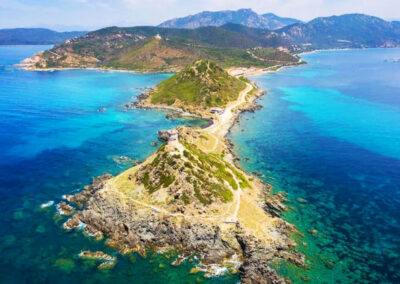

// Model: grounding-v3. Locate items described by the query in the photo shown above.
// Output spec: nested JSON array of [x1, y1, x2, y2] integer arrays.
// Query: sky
[[0, 0, 399, 31]]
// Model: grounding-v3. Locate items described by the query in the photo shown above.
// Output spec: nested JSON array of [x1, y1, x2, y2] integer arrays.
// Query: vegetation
[[0, 28, 85, 45], [150, 59, 245, 108], [250, 47, 300, 63], [30, 24, 300, 71], [131, 137, 240, 206]]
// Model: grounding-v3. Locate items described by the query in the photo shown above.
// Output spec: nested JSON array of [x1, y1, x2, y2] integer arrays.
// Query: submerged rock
[[53, 258, 75, 274], [13, 210, 24, 220], [252, 170, 263, 177], [0, 234, 16, 252], [296, 197, 307, 204], [78, 251, 117, 271], [35, 224, 46, 233], [112, 156, 132, 165], [308, 229, 318, 236]]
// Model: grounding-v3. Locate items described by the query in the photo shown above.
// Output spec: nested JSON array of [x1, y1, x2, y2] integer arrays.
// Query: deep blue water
[[230, 49, 400, 283], [2, 46, 399, 284], [0, 46, 232, 283]]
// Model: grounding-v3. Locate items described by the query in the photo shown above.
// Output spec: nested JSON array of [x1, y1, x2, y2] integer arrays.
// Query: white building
[[210, 107, 224, 115]]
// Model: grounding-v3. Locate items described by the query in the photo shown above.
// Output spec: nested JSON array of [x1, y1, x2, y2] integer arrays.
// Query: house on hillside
[[210, 107, 224, 115]]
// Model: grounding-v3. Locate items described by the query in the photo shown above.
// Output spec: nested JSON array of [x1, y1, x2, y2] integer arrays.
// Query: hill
[[278, 14, 400, 50], [62, 56, 302, 283], [0, 28, 86, 45], [24, 13, 400, 71], [25, 26, 299, 71], [158, 8, 300, 30], [106, 36, 196, 71], [149, 59, 246, 109]]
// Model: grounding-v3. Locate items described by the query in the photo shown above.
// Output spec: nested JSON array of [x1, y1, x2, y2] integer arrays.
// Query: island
[[62, 59, 304, 283]]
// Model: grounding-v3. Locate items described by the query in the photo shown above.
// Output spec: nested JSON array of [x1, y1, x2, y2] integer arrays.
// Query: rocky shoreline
[[63, 173, 303, 283], [125, 90, 214, 127], [59, 72, 305, 283]]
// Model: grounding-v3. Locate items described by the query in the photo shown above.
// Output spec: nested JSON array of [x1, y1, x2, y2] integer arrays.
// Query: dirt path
[[204, 82, 252, 152], [106, 82, 254, 223]]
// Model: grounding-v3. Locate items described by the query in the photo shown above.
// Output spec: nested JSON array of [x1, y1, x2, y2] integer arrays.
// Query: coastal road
[[106, 81, 254, 223], [205, 82, 253, 152]]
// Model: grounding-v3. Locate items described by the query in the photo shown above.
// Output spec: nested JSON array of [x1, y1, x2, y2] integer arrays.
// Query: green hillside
[[106, 37, 197, 71], [150, 59, 245, 108], [28, 25, 300, 71]]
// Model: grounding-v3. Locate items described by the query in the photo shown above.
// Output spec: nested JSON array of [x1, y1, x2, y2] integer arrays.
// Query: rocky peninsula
[[62, 59, 304, 283]]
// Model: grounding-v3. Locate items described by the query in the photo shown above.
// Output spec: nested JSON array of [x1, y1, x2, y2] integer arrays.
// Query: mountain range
[[280, 14, 400, 49], [158, 10, 400, 50], [159, 8, 301, 30], [0, 28, 86, 45], [20, 10, 400, 71], [4, 10, 400, 51]]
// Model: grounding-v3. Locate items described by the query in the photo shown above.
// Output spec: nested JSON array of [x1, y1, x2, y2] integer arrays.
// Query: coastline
[[4, 34, 400, 284], [16, 52, 306, 282], [18, 64, 178, 74], [17, 50, 180, 74], [60, 66, 305, 283]]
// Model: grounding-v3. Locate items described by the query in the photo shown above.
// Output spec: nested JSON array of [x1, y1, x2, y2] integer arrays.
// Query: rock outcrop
[[65, 159, 303, 283]]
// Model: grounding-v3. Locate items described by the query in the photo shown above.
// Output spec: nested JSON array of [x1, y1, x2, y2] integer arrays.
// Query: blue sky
[[0, 0, 399, 31]]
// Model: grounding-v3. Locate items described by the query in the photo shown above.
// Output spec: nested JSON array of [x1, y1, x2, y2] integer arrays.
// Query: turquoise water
[[0, 46, 236, 283], [230, 49, 400, 283], [2, 46, 399, 284]]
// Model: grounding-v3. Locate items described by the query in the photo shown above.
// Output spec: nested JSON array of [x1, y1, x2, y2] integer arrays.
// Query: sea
[[230, 48, 400, 283], [0, 45, 399, 283]]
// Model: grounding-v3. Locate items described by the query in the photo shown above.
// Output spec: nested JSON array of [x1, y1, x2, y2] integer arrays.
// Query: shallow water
[[2, 45, 399, 283], [0, 46, 234, 283], [230, 49, 400, 283]]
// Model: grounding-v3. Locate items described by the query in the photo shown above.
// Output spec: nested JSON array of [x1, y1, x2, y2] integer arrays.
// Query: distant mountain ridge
[[158, 10, 400, 50], [159, 8, 301, 30], [0, 28, 86, 45], [278, 14, 400, 49]]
